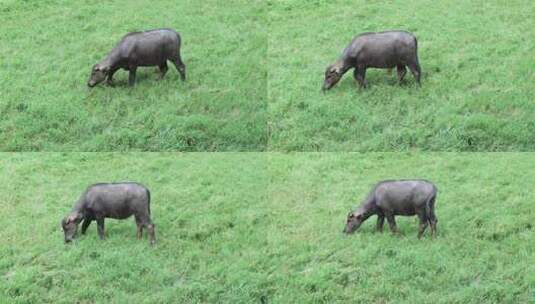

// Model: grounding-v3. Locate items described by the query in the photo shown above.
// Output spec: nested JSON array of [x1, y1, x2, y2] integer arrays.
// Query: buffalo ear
[[94, 65, 109, 73], [67, 214, 76, 223], [326, 66, 335, 75], [67, 213, 82, 223]]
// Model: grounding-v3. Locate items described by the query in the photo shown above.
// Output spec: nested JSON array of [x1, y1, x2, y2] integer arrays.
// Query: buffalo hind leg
[[158, 62, 168, 80], [135, 216, 143, 239], [397, 65, 407, 84], [147, 223, 156, 246], [417, 211, 429, 239], [428, 196, 438, 237], [172, 54, 186, 81], [407, 61, 421, 86], [137, 215, 156, 246], [429, 209, 438, 238]]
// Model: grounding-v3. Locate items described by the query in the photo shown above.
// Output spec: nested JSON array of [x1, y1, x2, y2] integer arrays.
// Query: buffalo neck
[[70, 198, 86, 217], [101, 48, 121, 69], [335, 59, 352, 75], [358, 196, 378, 220]]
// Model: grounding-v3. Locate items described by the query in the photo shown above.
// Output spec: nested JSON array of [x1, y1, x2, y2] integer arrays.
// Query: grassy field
[[1, 153, 534, 303], [3, 1, 535, 152], [265, 153, 534, 302], [268, 0, 535, 151], [0, 153, 270, 303], [0, 0, 266, 151]]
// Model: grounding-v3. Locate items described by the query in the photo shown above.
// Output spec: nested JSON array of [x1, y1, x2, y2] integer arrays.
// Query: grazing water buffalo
[[87, 28, 186, 87], [323, 30, 421, 90], [61, 182, 156, 246], [343, 180, 437, 238]]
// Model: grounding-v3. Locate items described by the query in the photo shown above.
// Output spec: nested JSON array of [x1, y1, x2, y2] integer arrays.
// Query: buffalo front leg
[[81, 218, 92, 235], [385, 213, 399, 235], [96, 218, 106, 240], [376, 214, 385, 232], [353, 67, 367, 88], [106, 68, 118, 86], [128, 66, 137, 86]]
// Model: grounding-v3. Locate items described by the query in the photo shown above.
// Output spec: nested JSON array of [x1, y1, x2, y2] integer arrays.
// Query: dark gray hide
[[323, 31, 421, 90], [344, 180, 437, 238], [61, 182, 155, 245], [88, 28, 186, 87]]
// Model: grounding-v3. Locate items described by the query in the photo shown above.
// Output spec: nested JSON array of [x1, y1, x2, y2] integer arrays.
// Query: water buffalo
[[61, 182, 156, 245], [343, 179, 437, 238], [87, 28, 186, 87], [323, 30, 421, 90]]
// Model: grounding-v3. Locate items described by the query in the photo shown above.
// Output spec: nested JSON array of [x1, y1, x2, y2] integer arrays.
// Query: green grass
[[1, 153, 534, 303], [3, 1, 535, 152], [268, 0, 535, 151], [0, 0, 267, 151], [0, 153, 270, 303], [265, 152, 535, 302]]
